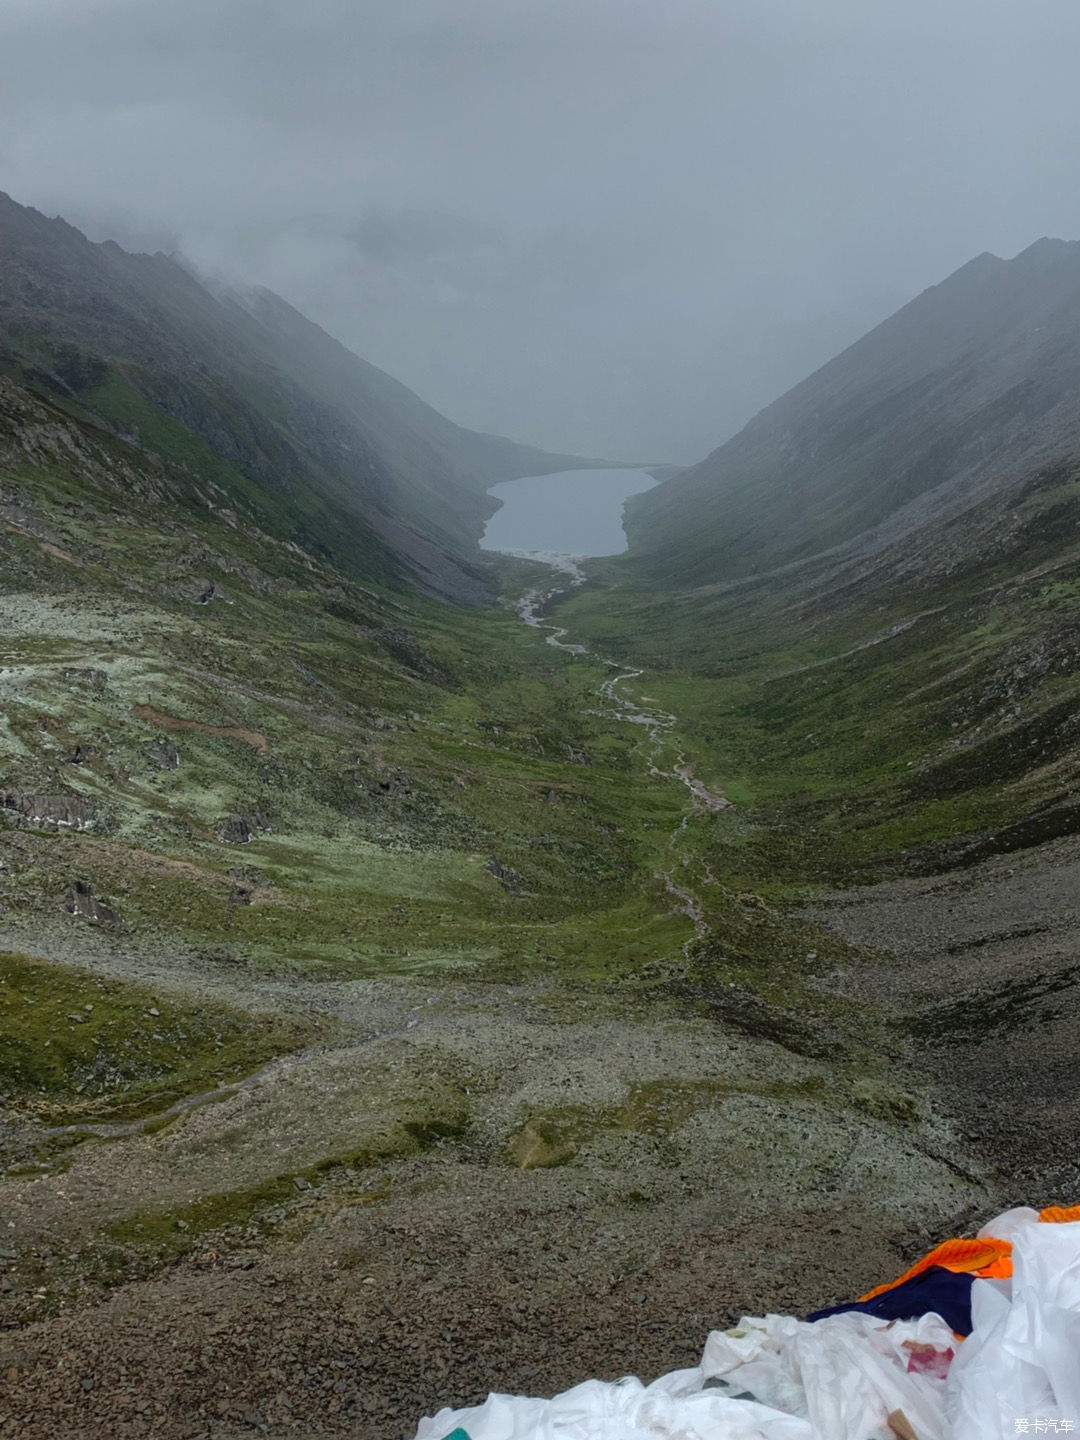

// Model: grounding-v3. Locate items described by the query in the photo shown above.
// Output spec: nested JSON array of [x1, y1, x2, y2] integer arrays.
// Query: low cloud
[[3, 0, 1080, 460]]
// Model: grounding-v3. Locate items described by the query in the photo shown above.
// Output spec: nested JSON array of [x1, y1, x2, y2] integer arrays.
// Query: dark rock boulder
[[559, 743, 591, 766], [215, 812, 271, 844], [143, 737, 182, 770], [66, 880, 120, 924], [485, 858, 526, 895], [0, 791, 97, 830], [371, 770, 412, 798]]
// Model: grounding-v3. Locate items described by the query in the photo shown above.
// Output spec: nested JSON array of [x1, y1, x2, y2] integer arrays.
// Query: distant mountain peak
[[1012, 234, 1080, 265]]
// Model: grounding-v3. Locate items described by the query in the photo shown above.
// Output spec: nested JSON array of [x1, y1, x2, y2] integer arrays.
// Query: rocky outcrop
[[60, 667, 108, 693], [215, 813, 271, 844], [64, 744, 97, 766], [370, 769, 412, 798], [228, 864, 273, 888], [188, 579, 228, 605], [559, 743, 591, 766], [65, 880, 119, 924], [143, 737, 182, 771], [485, 857, 526, 895], [0, 791, 97, 830]]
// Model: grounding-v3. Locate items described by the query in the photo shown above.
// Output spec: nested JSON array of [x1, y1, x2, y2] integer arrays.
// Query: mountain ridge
[[625, 235, 1080, 587], [0, 192, 607, 603]]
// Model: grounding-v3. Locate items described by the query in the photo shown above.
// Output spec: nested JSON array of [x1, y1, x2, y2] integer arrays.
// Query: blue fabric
[[806, 1264, 974, 1335]]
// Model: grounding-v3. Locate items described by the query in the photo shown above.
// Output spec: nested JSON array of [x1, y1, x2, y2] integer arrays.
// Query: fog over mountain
[[6, 0, 1080, 461]]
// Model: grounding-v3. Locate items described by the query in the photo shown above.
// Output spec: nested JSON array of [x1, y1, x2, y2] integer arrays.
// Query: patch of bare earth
[[132, 705, 270, 752]]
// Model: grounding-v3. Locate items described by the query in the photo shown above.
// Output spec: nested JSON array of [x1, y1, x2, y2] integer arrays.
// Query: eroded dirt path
[[132, 703, 270, 751]]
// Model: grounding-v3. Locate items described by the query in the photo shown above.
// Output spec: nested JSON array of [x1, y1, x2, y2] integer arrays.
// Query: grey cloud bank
[[3, 0, 1080, 462]]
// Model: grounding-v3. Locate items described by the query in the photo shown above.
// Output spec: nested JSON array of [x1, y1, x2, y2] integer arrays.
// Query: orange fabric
[[1040, 1204, 1080, 1225], [858, 1237, 1013, 1304], [972, 1254, 1013, 1280], [856, 1204, 1080, 1308]]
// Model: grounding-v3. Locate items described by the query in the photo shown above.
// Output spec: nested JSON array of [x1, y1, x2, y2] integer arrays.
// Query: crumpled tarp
[[948, 1212, 1080, 1436], [412, 1208, 1080, 1440]]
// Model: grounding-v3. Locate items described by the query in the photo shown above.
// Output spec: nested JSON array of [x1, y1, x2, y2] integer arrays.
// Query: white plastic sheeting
[[416, 1376, 814, 1440], [412, 1213, 1080, 1440], [949, 1215, 1080, 1438], [701, 1311, 956, 1439]]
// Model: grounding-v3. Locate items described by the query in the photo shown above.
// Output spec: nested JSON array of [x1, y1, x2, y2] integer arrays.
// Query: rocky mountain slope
[[627, 238, 1080, 587], [0, 192, 596, 602]]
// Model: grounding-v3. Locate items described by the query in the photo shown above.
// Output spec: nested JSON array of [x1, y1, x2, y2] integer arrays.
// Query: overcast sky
[[4, 0, 1080, 462]]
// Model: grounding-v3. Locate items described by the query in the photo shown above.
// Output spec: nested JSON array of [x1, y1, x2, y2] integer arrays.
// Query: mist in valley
[[7, 0, 1080, 466]]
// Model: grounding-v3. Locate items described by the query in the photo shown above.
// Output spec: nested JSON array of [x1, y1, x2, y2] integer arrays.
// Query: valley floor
[[3, 399, 1078, 1435], [0, 563, 1018, 1440]]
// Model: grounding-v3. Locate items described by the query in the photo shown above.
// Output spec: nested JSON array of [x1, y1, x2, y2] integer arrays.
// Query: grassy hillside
[[0, 370, 962, 1234], [2, 367, 1072, 1435], [0, 378, 692, 1001], [567, 451, 1080, 887], [6, 217, 1080, 1435]]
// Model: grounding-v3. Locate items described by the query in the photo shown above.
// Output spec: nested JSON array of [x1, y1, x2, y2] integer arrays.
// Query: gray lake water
[[481, 468, 656, 556]]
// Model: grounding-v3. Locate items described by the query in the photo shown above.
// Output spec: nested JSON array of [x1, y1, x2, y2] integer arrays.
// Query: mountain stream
[[506, 550, 729, 963]]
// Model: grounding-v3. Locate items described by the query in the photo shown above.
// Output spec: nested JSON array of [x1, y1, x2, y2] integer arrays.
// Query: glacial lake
[[481, 468, 657, 556]]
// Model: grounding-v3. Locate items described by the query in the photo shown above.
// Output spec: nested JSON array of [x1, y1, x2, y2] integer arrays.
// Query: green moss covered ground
[[0, 951, 313, 1124]]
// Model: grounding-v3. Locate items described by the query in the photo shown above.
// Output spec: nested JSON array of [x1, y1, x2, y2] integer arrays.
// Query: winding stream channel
[[505, 549, 729, 961]]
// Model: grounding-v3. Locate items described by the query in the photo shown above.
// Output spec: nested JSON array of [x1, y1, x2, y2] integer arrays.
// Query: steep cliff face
[[626, 239, 1080, 587], [0, 193, 596, 602]]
